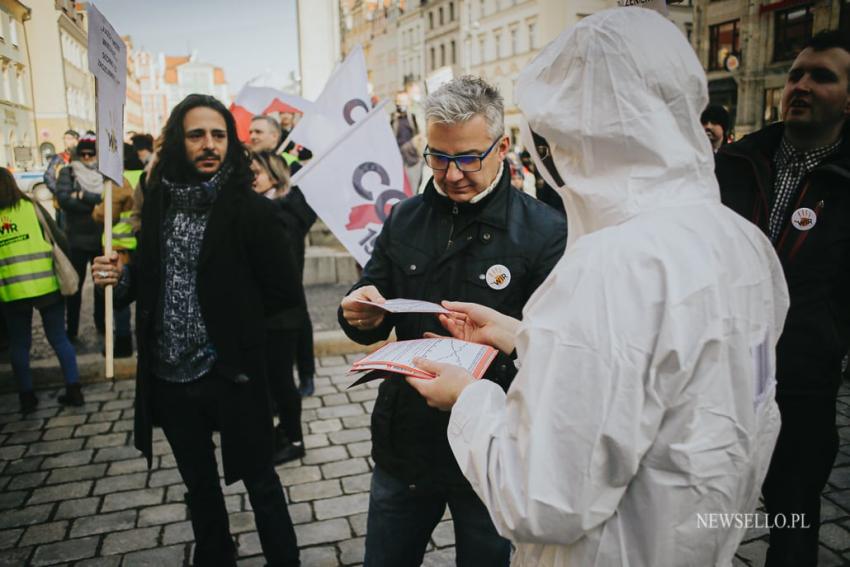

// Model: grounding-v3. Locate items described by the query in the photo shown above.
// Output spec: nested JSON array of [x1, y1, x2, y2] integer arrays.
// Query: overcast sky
[[91, 0, 300, 96]]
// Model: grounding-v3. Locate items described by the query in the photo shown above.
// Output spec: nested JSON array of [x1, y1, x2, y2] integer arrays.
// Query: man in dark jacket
[[715, 31, 850, 567], [339, 76, 566, 567], [93, 94, 303, 567]]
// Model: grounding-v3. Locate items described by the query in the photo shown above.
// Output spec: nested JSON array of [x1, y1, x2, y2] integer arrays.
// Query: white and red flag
[[229, 86, 313, 143], [290, 99, 413, 267]]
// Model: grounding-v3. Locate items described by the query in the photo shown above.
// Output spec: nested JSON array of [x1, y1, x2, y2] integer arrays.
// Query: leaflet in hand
[[354, 298, 449, 314], [347, 338, 498, 387]]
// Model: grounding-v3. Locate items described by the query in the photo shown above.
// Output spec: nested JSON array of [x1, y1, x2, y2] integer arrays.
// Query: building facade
[[693, 0, 847, 136], [123, 36, 143, 137], [162, 54, 229, 113], [299, 0, 342, 100], [0, 0, 37, 169]]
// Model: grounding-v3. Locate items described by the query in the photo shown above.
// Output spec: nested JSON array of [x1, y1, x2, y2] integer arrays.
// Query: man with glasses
[[338, 76, 566, 567]]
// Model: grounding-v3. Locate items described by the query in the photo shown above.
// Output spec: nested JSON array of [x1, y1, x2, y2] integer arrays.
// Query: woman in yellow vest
[[0, 168, 82, 413]]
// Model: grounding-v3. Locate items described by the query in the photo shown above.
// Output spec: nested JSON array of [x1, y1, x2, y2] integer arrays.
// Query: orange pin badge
[[791, 207, 817, 231]]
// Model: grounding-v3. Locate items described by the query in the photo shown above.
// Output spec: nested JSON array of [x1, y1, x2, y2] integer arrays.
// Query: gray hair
[[424, 76, 504, 140], [251, 115, 282, 136]]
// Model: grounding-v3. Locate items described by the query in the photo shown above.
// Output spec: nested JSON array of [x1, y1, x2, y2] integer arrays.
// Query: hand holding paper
[[434, 301, 521, 355], [341, 285, 387, 330], [355, 298, 449, 314], [406, 358, 476, 411]]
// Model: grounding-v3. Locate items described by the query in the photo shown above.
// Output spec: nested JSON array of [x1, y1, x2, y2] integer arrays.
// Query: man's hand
[[91, 252, 122, 288], [405, 358, 475, 411], [341, 285, 387, 331], [427, 300, 520, 354]]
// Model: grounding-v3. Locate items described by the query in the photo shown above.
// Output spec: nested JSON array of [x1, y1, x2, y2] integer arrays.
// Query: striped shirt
[[768, 137, 841, 241]]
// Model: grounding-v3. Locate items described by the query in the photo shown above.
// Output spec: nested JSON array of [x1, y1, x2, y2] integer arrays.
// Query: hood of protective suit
[[517, 7, 717, 247]]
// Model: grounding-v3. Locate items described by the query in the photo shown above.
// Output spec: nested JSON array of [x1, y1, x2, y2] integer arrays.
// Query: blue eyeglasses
[[423, 137, 502, 172]]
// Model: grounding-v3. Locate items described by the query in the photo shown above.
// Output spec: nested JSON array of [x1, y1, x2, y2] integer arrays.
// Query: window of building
[[774, 4, 813, 62], [510, 27, 518, 55], [16, 69, 24, 104], [495, 31, 501, 59], [842, 0, 850, 33], [430, 46, 436, 70], [708, 20, 740, 71], [764, 87, 783, 125], [450, 2, 455, 21], [528, 21, 536, 50], [685, 22, 693, 44], [429, 11, 434, 30], [1, 66, 9, 102], [480, 0, 486, 19], [439, 6, 444, 26], [478, 35, 486, 64], [10, 19, 17, 47], [451, 40, 457, 64], [0, 13, 5, 41], [440, 43, 446, 66]]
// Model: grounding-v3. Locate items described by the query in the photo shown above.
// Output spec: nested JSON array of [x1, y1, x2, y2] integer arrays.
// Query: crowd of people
[[1, 7, 848, 567]]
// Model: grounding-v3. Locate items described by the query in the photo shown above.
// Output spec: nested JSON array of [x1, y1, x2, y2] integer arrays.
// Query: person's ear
[[498, 135, 510, 159]]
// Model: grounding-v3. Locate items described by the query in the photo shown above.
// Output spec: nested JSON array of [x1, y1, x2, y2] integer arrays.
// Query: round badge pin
[[791, 207, 817, 231], [485, 264, 511, 290]]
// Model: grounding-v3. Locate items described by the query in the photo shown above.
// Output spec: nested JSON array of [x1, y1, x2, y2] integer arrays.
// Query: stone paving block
[[47, 463, 107, 485], [820, 521, 850, 551], [0, 546, 32, 566], [225, 494, 242, 513], [88, 410, 121, 423], [736, 539, 768, 566], [277, 464, 322, 486], [19, 521, 68, 547], [7, 470, 48, 490], [102, 399, 134, 411], [41, 425, 74, 441], [2, 418, 44, 433], [342, 415, 371, 429], [422, 547, 456, 566], [236, 556, 266, 567], [74, 422, 113, 438], [301, 409, 319, 421], [54, 497, 100, 520], [151, 440, 172, 456], [301, 445, 348, 465], [166, 484, 187, 503], [304, 433, 330, 449], [222, 480, 246, 496], [0, 493, 30, 515], [293, 518, 351, 546], [289, 479, 342, 503], [76, 556, 121, 567], [121, 544, 186, 567], [819, 546, 848, 566], [86, 432, 129, 450], [236, 531, 262, 557], [0, 528, 22, 550], [314, 493, 369, 520], [342, 472, 373, 494], [312, 387, 338, 398], [0, 445, 25, 461], [94, 445, 141, 463], [313, 377, 333, 388], [826, 489, 850, 512], [320, 356, 347, 367], [101, 488, 163, 512], [28, 480, 92, 505], [111, 419, 134, 433], [322, 393, 350, 406], [30, 535, 98, 565], [310, 418, 343, 434], [162, 520, 193, 545], [107, 458, 148, 476], [828, 466, 850, 491], [70, 510, 137, 538], [0, 504, 53, 529], [45, 414, 87, 428], [93, 472, 147, 495], [100, 526, 160, 556], [4, 456, 43, 476], [329, 427, 371, 445], [148, 467, 183, 488], [431, 520, 455, 548], [349, 512, 368, 537], [317, 404, 364, 420], [340, 536, 366, 565], [41, 448, 94, 469], [25, 437, 85, 458], [300, 545, 340, 567], [289, 502, 313, 525], [322, 458, 370, 480], [363, 400, 375, 412], [6, 430, 44, 445], [301, 396, 322, 409], [158, 453, 178, 469], [348, 441, 372, 458], [138, 503, 186, 527], [348, 388, 379, 403], [24, 408, 59, 420], [821, 498, 847, 522], [229, 511, 256, 534]]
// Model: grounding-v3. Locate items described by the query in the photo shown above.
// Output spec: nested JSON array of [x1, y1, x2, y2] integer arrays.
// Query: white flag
[[290, 100, 412, 267], [285, 45, 370, 155]]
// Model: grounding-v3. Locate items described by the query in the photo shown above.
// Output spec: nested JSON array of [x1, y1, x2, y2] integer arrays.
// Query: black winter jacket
[[56, 165, 103, 252], [716, 122, 850, 397], [338, 166, 567, 485]]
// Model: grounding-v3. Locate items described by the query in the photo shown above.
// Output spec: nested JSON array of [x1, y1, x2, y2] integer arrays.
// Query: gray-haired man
[[338, 76, 567, 566]]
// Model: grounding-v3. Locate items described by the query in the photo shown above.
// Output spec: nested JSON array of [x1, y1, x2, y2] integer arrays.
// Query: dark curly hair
[[149, 93, 252, 188]]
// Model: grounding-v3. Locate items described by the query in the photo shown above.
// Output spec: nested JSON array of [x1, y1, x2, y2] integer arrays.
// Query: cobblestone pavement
[[0, 359, 848, 566]]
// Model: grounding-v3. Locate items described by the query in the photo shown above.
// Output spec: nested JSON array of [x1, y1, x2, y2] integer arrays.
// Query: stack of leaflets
[[347, 337, 498, 388]]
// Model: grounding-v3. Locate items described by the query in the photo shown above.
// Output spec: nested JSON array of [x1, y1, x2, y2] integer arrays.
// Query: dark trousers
[[295, 313, 315, 380], [363, 465, 511, 567], [152, 374, 300, 567], [267, 330, 303, 443], [764, 392, 839, 567], [66, 248, 104, 338]]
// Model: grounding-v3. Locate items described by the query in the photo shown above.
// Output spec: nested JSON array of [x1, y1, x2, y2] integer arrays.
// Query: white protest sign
[[87, 4, 126, 185], [290, 99, 410, 267], [283, 44, 370, 155]]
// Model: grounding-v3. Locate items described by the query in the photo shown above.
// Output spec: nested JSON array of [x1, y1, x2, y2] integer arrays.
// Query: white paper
[[354, 298, 449, 314], [352, 338, 497, 379], [87, 4, 126, 185]]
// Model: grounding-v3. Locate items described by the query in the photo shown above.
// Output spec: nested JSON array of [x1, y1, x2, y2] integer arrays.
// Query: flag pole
[[104, 179, 114, 379]]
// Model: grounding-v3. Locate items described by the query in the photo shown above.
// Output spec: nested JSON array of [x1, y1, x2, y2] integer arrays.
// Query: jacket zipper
[[787, 199, 824, 262], [445, 203, 458, 251]]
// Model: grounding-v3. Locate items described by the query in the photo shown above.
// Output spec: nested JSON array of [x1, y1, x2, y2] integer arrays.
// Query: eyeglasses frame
[[423, 136, 503, 173]]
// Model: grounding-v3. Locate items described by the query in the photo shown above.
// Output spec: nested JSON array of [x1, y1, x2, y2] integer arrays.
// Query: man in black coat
[[715, 31, 850, 567], [93, 94, 303, 567], [339, 77, 567, 567]]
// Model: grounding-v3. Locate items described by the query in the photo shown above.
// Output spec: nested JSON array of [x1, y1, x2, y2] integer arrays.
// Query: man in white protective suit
[[406, 7, 791, 567]]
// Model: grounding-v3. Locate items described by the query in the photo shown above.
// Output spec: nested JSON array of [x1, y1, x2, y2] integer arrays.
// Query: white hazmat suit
[[446, 8, 790, 566]]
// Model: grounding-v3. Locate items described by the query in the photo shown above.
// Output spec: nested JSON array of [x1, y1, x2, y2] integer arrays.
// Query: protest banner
[[282, 44, 370, 156], [87, 4, 127, 378], [290, 99, 412, 267], [229, 86, 313, 143]]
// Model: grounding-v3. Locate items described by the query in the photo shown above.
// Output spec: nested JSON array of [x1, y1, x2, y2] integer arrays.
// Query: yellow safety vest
[[281, 152, 299, 166], [124, 169, 143, 189], [102, 210, 137, 251], [0, 201, 59, 302]]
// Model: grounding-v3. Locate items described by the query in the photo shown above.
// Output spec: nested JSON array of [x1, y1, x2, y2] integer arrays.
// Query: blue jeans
[[3, 299, 79, 392], [364, 465, 511, 567]]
